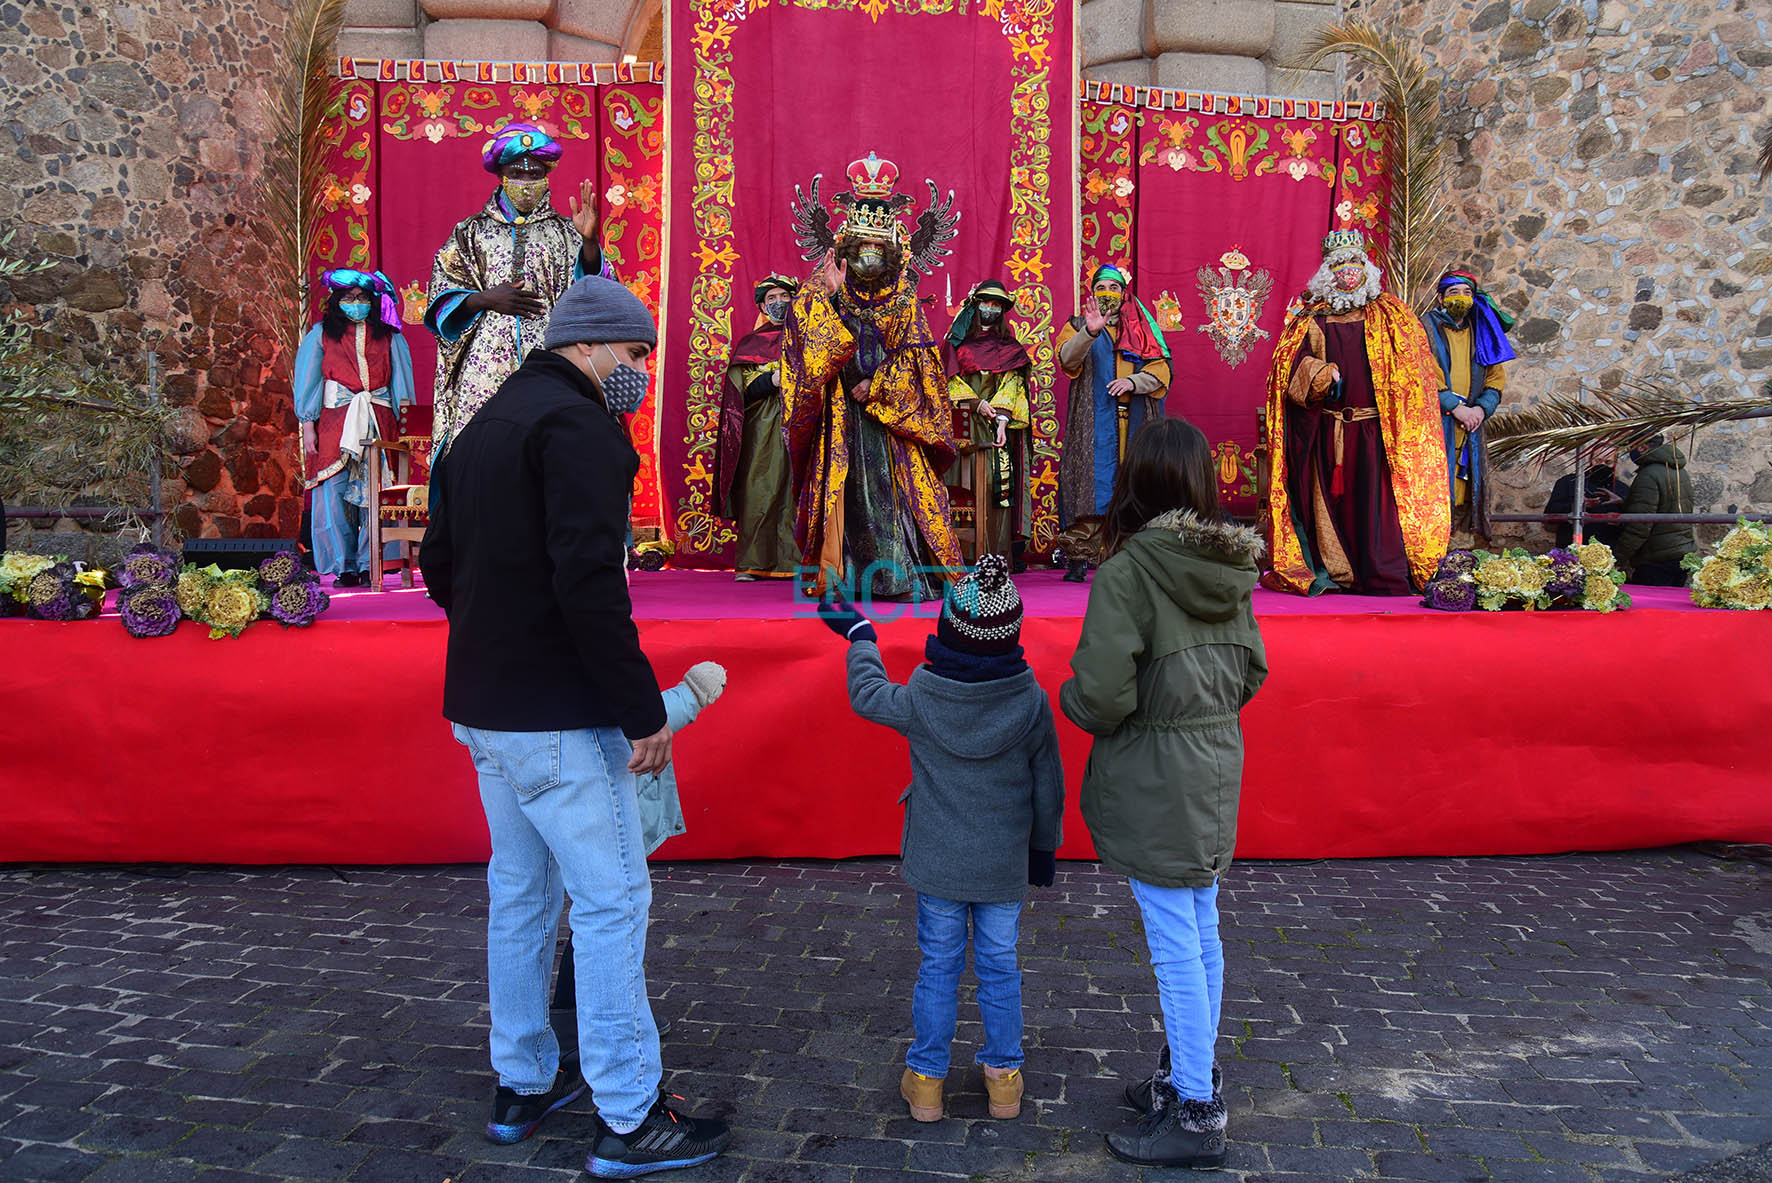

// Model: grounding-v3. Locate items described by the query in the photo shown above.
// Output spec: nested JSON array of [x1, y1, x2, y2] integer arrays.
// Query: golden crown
[[1322, 229, 1367, 258]]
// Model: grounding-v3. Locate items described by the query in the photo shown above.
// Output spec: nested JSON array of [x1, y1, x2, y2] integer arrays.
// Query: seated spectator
[[1543, 447, 1629, 550], [1611, 434, 1696, 586]]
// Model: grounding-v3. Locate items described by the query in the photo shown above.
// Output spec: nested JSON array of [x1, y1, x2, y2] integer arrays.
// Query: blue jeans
[[907, 894, 1025, 1077], [1129, 878, 1223, 1102], [453, 724, 661, 1131]]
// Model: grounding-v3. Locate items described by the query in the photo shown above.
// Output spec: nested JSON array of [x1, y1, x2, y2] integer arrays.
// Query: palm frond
[[258, 0, 348, 362], [1759, 120, 1771, 185], [1486, 378, 1772, 467], [1296, 20, 1451, 313]]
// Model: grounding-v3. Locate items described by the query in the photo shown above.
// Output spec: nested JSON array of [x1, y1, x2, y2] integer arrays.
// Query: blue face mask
[[339, 300, 372, 323]]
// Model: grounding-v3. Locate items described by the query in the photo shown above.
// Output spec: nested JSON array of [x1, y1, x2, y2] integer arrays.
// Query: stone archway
[[337, 0, 663, 63]]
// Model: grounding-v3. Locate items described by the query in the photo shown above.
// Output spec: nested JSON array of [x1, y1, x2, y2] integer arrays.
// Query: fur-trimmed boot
[[1123, 1045, 1221, 1113], [1105, 1079, 1228, 1169]]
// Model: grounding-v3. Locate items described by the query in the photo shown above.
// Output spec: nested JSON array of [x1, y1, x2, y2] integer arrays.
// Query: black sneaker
[[1106, 1080, 1228, 1169], [485, 1067, 586, 1144], [1125, 1046, 1221, 1113], [586, 1090, 731, 1178]]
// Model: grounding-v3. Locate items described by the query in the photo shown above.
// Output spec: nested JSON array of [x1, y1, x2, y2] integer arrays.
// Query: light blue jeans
[[907, 894, 1025, 1078], [1129, 878, 1222, 1102], [453, 723, 661, 1131]]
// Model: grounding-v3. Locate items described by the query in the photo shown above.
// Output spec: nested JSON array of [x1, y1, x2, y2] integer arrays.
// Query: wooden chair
[[947, 406, 994, 565], [366, 404, 433, 590]]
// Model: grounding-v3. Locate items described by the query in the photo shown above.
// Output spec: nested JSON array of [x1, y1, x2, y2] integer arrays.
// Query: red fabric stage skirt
[[3, 572, 1768, 864]]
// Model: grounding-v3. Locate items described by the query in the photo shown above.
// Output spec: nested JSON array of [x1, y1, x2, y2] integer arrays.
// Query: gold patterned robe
[[779, 272, 963, 596], [1262, 293, 1449, 594]]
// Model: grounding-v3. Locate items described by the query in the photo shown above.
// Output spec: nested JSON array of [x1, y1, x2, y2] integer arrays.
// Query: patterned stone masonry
[[1350, 0, 1772, 544], [1, 1, 299, 547]]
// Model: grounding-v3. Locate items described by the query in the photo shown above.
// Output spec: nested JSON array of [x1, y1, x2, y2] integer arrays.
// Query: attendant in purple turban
[[1422, 269, 1516, 545], [424, 122, 615, 453]]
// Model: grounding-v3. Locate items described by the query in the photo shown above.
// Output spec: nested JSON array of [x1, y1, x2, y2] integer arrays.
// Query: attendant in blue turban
[[424, 122, 616, 454], [1422, 269, 1516, 544]]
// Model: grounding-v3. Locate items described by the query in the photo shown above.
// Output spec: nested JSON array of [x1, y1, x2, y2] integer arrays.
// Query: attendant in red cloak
[[713, 275, 802, 580]]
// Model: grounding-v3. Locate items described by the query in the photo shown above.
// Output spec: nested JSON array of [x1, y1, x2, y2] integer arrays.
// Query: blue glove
[[1028, 848, 1056, 888], [817, 598, 877, 645]]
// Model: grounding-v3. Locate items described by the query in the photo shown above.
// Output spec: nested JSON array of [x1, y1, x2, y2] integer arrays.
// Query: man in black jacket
[[421, 275, 730, 1176]]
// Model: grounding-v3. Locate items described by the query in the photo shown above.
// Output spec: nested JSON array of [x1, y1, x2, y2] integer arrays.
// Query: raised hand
[[818, 249, 847, 296], [569, 178, 599, 240], [1083, 294, 1108, 336]]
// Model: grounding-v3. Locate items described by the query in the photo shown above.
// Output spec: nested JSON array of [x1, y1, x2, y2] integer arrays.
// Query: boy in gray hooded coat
[[820, 555, 1066, 1125]]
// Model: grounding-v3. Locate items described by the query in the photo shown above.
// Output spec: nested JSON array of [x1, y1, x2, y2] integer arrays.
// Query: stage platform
[[4, 570, 1769, 865]]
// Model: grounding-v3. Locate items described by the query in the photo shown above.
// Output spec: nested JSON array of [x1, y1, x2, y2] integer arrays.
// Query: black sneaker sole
[[483, 1081, 586, 1145], [586, 1147, 724, 1178]]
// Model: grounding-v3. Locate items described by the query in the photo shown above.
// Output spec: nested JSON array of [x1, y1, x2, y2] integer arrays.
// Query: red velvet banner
[[310, 70, 667, 522], [662, 0, 1080, 561], [1079, 87, 1390, 518]]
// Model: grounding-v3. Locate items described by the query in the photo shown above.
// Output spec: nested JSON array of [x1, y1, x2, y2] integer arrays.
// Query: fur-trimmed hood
[[1122, 509, 1264, 624]]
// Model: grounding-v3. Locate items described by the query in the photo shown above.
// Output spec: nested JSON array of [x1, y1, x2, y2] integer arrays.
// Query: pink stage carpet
[[272, 569, 1704, 623], [9, 570, 1766, 866]]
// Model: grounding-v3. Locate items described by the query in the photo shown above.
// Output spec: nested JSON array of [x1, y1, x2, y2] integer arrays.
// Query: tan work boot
[[900, 1067, 944, 1122], [982, 1065, 1023, 1119]]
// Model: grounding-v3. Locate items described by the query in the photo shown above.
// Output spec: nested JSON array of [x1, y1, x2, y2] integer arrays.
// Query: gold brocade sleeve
[[780, 286, 856, 481], [1260, 313, 1320, 595], [988, 369, 1031, 429], [947, 375, 979, 403], [1364, 295, 1451, 588]]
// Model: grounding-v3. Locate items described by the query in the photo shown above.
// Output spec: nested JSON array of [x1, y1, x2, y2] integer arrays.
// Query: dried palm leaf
[[258, 0, 347, 363], [1296, 20, 1452, 314], [1759, 120, 1771, 185], [1486, 378, 1772, 467]]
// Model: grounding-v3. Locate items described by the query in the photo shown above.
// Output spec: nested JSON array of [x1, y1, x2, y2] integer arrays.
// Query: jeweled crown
[[1322, 229, 1367, 258], [847, 152, 900, 200], [840, 201, 902, 245]]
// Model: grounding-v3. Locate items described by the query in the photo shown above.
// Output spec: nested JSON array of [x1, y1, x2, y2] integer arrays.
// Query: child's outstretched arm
[[662, 661, 727, 732], [818, 600, 913, 736], [1059, 564, 1145, 735]]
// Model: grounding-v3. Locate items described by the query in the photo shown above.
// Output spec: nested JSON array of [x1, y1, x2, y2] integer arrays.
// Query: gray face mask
[[600, 345, 649, 414]]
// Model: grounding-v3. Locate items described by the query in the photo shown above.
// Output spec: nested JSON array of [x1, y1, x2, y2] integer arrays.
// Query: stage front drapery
[[661, 0, 1080, 563], [5, 599, 1771, 865], [313, 62, 668, 525], [1079, 83, 1388, 518]]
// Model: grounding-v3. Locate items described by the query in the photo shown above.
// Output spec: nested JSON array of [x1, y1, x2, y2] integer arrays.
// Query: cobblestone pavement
[[1, 850, 1769, 1183]]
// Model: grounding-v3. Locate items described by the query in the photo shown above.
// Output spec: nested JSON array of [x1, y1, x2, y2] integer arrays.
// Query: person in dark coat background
[[1611, 434, 1696, 585]]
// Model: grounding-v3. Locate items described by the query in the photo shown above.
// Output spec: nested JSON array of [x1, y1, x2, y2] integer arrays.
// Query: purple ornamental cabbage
[[268, 578, 330, 627], [117, 547, 179, 590], [119, 584, 183, 638], [25, 563, 78, 621], [258, 549, 312, 589], [1435, 549, 1479, 578], [1424, 577, 1477, 612]]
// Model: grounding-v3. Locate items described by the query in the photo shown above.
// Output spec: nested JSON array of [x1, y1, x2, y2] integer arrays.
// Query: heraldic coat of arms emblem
[[1196, 247, 1273, 368]]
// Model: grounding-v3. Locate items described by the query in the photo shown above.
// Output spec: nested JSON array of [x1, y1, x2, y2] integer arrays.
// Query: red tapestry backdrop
[[662, 0, 1080, 562], [1079, 83, 1388, 517], [312, 62, 667, 524]]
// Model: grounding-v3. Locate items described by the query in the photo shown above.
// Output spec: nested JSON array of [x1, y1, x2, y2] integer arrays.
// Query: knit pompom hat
[[937, 554, 1023, 656]]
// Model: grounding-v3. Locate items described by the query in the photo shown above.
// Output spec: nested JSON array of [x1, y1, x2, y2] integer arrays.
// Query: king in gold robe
[[1263, 231, 1449, 595], [780, 260, 963, 600]]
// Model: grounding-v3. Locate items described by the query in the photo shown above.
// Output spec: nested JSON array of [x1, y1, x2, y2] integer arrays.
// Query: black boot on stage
[[1011, 539, 1028, 574], [1106, 1079, 1228, 1169], [1062, 559, 1089, 583]]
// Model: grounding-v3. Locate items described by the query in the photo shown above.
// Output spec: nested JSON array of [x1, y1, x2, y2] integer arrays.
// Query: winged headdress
[[789, 151, 960, 276]]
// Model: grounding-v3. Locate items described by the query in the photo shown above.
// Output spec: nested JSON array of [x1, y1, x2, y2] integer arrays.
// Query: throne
[[946, 405, 997, 565], [365, 404, 433, 590]]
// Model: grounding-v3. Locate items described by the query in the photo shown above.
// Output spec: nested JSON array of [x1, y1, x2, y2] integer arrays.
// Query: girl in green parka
[[1059, 417, 1268, 1170]]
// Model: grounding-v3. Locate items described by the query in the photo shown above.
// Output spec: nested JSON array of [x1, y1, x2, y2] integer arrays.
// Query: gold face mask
[[1093, 289, 1123, 318], [1442, 294, 1474, 318], [501, 178, 549, 214]]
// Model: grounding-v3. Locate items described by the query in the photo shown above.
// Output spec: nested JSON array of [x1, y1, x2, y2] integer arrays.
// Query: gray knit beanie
[[542, 275, 658, 350]]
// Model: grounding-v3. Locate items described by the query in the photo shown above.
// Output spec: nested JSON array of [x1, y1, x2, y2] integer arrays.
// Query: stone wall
[[0, 1, 297, 557], [1083, 0, 1343, 97], [337, 0, 658, 62], [1348, 0, 1772, 540]]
